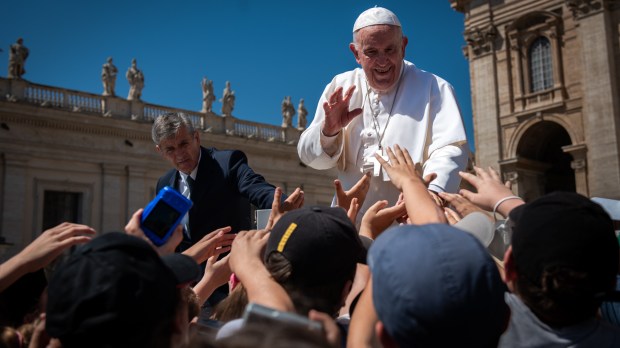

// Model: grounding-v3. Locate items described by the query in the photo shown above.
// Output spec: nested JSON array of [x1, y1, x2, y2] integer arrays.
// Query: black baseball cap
[[46, 232, 200, 346], [265, 206, 365, 287], [509, 192, 619, 295]]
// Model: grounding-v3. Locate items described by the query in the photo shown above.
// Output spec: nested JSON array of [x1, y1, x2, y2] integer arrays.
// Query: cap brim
[[161, 253, 201, 285], [454, 212, 494, 247]]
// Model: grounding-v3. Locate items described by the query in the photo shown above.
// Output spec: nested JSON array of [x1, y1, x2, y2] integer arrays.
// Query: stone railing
[[0, 78, 302, 144]]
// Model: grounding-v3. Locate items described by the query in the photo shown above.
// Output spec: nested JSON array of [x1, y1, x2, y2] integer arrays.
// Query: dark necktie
[[186, 176, 195, 196]]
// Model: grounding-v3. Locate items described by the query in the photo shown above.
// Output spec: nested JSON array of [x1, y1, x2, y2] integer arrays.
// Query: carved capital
[[504, 171, 519, 182], [570, 159, 587, 170], [465, 25, 498, 56], [566, 0, 604, 19]]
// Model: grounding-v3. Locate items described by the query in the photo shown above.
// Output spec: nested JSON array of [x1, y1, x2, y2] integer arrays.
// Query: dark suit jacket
[[156, 146, 278, 246]]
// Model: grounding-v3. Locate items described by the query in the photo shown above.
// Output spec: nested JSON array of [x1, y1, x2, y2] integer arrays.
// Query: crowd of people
[[2, 6, 620, 348]]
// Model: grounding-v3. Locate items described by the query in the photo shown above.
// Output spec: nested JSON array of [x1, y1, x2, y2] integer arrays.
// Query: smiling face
[[350, 25, 408, 93], [156, 126, 201, 174]]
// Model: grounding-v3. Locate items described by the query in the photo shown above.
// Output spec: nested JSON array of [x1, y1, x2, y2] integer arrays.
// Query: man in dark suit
[[152, 112, 301, 250]]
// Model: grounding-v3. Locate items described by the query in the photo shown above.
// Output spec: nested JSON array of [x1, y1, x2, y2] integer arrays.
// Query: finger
[[400, 146, 414, 167], [271, 187, 283, 212], [458, 170, 481, 188], [423, 173, 437, 185], [366, 200, 389, 215], [444, 207, 461, 225], [488, 167, 501, 181], [459, 188, 476, 202], [343, 85, 356, 102], [347, 197, 359, 223], [380, 201, 407, 218], [438, 191, 458, 203], [474, 166, 491, 180], [329, 87, 343, 105], [212, 245, 232, 258], [385, 146, 398, 164], [374, 152, 388, 167]]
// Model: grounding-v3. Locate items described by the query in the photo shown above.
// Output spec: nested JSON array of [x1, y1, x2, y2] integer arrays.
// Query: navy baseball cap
[[369, 224, 508, 347]]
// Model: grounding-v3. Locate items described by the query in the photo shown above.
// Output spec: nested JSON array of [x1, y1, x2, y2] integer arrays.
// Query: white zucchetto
[[353, 7, 401, 32]]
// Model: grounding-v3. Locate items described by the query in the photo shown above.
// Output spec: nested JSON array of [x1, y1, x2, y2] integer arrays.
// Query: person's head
[[132, 58, 137, 67], [369, 224, 509, 348], [46, 232, 200, 348], [107, 56, 112, 63], [349, 7, 408, 93], [505, 191, 619, 326], [17, 38, 23, 44], [264, 206, 365, 316], [152, 112, 201, 174]]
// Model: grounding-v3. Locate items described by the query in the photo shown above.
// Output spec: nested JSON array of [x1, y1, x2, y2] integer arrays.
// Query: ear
[[401, 36, 408, 56], [350, 43, 362, 65], [375, 321, 399, 348], [194, 131, 201, 145], [503, 246, 517, 292], [155, 145, 162, 155]]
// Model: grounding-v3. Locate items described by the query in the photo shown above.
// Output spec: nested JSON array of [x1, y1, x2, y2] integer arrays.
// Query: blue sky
[[1, 1, 473, 148]]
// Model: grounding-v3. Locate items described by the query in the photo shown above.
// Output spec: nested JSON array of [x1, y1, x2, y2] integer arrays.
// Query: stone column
[[100, 163, 127, 234], [572, 1, 620, 197], [0, 154, 29, 259], [465, 24, 502, 168], [563, 143, 589, 196]]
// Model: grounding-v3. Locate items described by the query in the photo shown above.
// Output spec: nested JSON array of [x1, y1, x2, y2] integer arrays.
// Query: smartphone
[[141, 186, 193, 246], [242, 302, 323, 333], [255, 209, 272, 229]]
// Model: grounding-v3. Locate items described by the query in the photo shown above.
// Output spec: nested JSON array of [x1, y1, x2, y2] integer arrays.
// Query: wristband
[[492, 195, 522, 220]]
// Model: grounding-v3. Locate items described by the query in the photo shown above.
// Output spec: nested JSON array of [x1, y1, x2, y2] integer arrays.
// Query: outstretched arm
[[229, 230, 294, 312], [376, 145, 446, 225], [458, 166, 524, 218], [0, 222, 95, 293]]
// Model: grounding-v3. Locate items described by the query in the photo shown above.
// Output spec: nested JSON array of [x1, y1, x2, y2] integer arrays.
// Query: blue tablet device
[[141, 186, 193, 246]]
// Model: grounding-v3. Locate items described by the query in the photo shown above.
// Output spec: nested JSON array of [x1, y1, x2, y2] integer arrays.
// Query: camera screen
[[142, 200, 182, 238]]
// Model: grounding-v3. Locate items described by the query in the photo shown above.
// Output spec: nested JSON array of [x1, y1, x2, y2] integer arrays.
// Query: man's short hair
[[369, 223, 508, 348], [509, 191, 619, 325], [264, 206, 365, 315], [151, 112, 196, 145], [46, 232, 200, 348]]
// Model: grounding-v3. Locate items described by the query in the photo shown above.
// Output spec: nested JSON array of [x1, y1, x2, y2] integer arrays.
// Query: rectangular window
[[42, 191, 82, 230]]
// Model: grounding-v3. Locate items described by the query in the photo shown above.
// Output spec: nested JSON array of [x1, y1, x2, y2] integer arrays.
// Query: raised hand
[[439, 191, 488, 217], [124, 208, 184, 256], [334, 172, 371, 213], [0, 222, 95, 293], [182, 226, 235, 264], [458, 166, 523, 217], [360, 200, 407, 239], [18, 222, 95, 273], [321, 85, 363, 136], [265, 187, 304, 231]]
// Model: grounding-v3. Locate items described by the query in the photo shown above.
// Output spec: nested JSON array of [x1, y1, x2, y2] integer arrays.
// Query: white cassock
[[298, 60, 469, 223]]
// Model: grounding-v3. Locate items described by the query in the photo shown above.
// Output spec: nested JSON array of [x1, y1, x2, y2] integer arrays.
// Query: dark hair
[[265, 252, 354, 316], [515, 264, 612, 326]]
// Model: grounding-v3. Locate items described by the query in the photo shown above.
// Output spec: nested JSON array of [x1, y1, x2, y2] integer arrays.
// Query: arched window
[[529, 37, 554, 92]]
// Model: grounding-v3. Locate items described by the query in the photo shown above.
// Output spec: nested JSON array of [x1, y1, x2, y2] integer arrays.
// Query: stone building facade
[[451, 0, 620, 202], [0, 78, 336, 259]]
